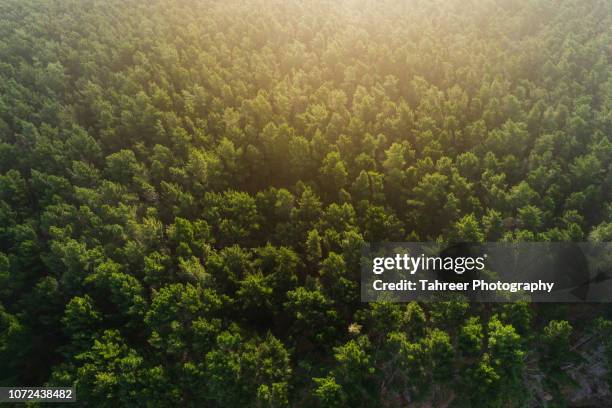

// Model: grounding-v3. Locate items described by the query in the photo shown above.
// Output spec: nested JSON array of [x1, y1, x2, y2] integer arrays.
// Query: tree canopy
[[0, 0, 611, 406]]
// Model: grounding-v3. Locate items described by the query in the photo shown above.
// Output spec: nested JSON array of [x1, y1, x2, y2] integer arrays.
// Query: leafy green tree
[[205, 331, 291, 407], [449, 214, 485, 242], [313, 376, 346, 408], [459, 316, 483, 356], [320, 151, 348, 198], [72, 330, 145, 407], [145, 283, 222, 357], [284, 286, 339, 348]]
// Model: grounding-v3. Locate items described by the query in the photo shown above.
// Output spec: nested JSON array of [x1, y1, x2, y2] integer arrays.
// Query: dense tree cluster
[[0, 0, 611, 406]]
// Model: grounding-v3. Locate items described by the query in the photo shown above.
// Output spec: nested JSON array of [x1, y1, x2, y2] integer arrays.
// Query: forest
[[0, 0, 611, 406]]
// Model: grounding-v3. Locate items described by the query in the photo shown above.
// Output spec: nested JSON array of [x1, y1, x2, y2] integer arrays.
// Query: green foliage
[[459, 316, 483, 356], [204, 331, 291, 407], [0, 0, 609, 405], [313, 376, 346, 408]]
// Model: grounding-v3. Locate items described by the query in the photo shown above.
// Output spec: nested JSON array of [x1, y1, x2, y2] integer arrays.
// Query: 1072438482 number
[[0, 387, 76, 402]]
